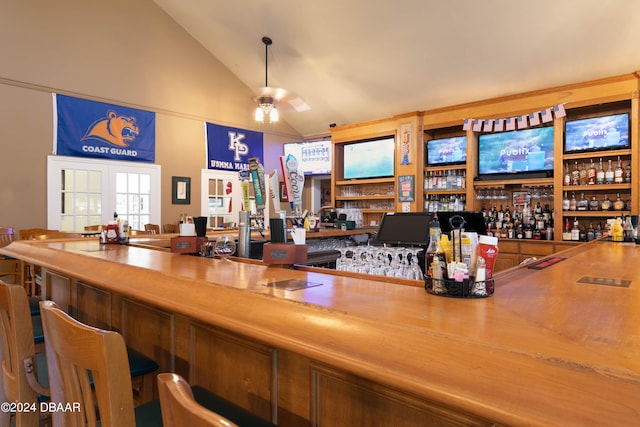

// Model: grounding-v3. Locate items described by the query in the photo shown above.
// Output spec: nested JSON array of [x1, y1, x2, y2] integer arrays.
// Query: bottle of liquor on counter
[[596, 158, 605, 184], [564, 162, 571, 186], [614, 193, 625, 211], [425, 215, 446, 283], [614, 156, 624, 184], [579, 162, 588, 185], [571, 161, 580, 186], [589, 195, 600, 211], [605, 159, 614, 184], [595, 222, 604, 239], [569, 192, 577, 211], [587, 159, 596, 185]]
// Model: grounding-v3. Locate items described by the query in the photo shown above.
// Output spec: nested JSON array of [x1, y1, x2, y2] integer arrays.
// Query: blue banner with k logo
[[205, 122, 263, 171]]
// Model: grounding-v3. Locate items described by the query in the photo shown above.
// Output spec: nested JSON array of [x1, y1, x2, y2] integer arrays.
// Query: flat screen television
[[283, 140, 332, 175], [564, 112, 629, 153], [343, 137, 395, 179], [477, 126, 554, 178], [375, 212, 433, 246], [426, 136, 467, 166]]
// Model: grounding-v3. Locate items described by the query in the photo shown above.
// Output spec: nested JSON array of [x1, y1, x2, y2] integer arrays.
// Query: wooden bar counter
[[2, 238, 640, 426]]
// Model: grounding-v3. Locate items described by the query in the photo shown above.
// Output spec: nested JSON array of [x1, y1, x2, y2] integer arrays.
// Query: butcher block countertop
[[3, 238, 640, 426]]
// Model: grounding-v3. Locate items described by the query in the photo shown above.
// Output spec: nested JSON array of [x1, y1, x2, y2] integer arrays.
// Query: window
[[48, 156, 160, 232]]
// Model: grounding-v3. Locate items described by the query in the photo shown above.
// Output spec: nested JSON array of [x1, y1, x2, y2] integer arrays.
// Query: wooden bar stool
[[0, 281, 50, 427], [158, 373, 238, 427], [39, 300, 161, 427], [0, 227, 24, 288]]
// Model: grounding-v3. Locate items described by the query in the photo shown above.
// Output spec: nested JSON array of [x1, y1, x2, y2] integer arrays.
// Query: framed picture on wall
[[172, 176, 190, 204]]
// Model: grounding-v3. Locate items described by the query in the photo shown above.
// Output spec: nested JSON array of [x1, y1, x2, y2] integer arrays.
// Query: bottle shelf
[[335, 177, 395, 186], [335, 195, 394, 200], [562, 184, 631, 191], [423, 189, 466, 195], [424, 164, 466, 172], [473, 177, 554, 188], [562, 148, 631, 161], [561, 211, 630, 217]]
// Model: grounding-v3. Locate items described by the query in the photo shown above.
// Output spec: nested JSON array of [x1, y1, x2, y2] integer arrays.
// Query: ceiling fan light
[[269, 106, 279, 122], [255, 106, 264, 122]]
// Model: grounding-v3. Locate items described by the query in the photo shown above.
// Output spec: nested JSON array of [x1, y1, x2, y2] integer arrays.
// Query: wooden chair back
[[158, 373, 238, 427], [40, 300, 136, 427], [144, 224, 160, 234], [18, 228, 58, 240], [0, 228, 23, 286], [0, 227, 16, 248], [130, 229, 153, 236], [0, 281, 46, 427], [84, 224, 104, 232], [163, 224, 179, 233], [31, 232, 82, 240]]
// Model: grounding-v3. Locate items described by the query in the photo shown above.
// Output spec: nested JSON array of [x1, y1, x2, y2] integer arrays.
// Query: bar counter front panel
[[3, 239, 640, 426]]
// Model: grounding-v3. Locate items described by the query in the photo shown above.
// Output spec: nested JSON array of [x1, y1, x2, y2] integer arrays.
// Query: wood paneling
[[76, 281, 111, 330], [189, 322, 275, 422], [312, 365, 491, 427], [120, 298, 174, 373]]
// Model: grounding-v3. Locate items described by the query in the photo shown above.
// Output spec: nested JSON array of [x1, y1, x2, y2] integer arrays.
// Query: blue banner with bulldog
[[54, 94, 156, 162], [205, 122, 263, 171]]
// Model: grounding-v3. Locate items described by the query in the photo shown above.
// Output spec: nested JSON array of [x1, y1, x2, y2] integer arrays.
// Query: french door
[[200, 169, 270, 228], [47, 156, 161, 232]]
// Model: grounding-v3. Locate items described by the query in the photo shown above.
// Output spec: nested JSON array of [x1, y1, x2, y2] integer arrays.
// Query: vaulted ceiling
[[153, 0, 640, 139]]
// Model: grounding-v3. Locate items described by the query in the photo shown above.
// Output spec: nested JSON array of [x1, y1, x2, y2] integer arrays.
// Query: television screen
[[478, 126, 554, 176], [375, 212, 433, 246], [283, 140, 332, 175], [426, 136, 467, 166], [343, 137, 395, 179], [564, 113, 629, 153]]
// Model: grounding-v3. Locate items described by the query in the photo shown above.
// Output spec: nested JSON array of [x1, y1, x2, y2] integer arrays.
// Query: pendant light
[[254, 36, 279, 123]]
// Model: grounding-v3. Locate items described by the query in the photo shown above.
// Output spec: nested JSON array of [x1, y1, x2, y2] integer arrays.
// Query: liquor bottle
[[586, 222, 595, 241], [587, 159, 596, 185], [605, 159, 614, 184], [571, 218, 580, 241], [504, 205, 511, 223], [614, 156, 624, 183], [571, 161, 580, 186], [624, 161, 631, 184], [562, 218, 572, 241], [497, 204, 504, 222], [425, 216, 445, 281], [600, 194, 611, 211], [579, 162, 588, 185], [596, 158, 605, 184], [563, 162, 571, 186], [569, 192, 577, 211], [595, 222, 603, 239], [576, 193, 588, 211], [589, 195, 600, 211], [578, 224, 587, 241], [562, 191, 570, 211], [613, 193, 625, 211]]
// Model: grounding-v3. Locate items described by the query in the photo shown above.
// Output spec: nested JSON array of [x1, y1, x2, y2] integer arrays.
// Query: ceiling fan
[[253, 36, 310, 123]]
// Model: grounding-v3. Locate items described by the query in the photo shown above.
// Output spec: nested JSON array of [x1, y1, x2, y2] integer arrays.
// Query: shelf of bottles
[[477, 185, 555, 240], [561, 151, 632, 241], [423, 166, 467, 213]]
